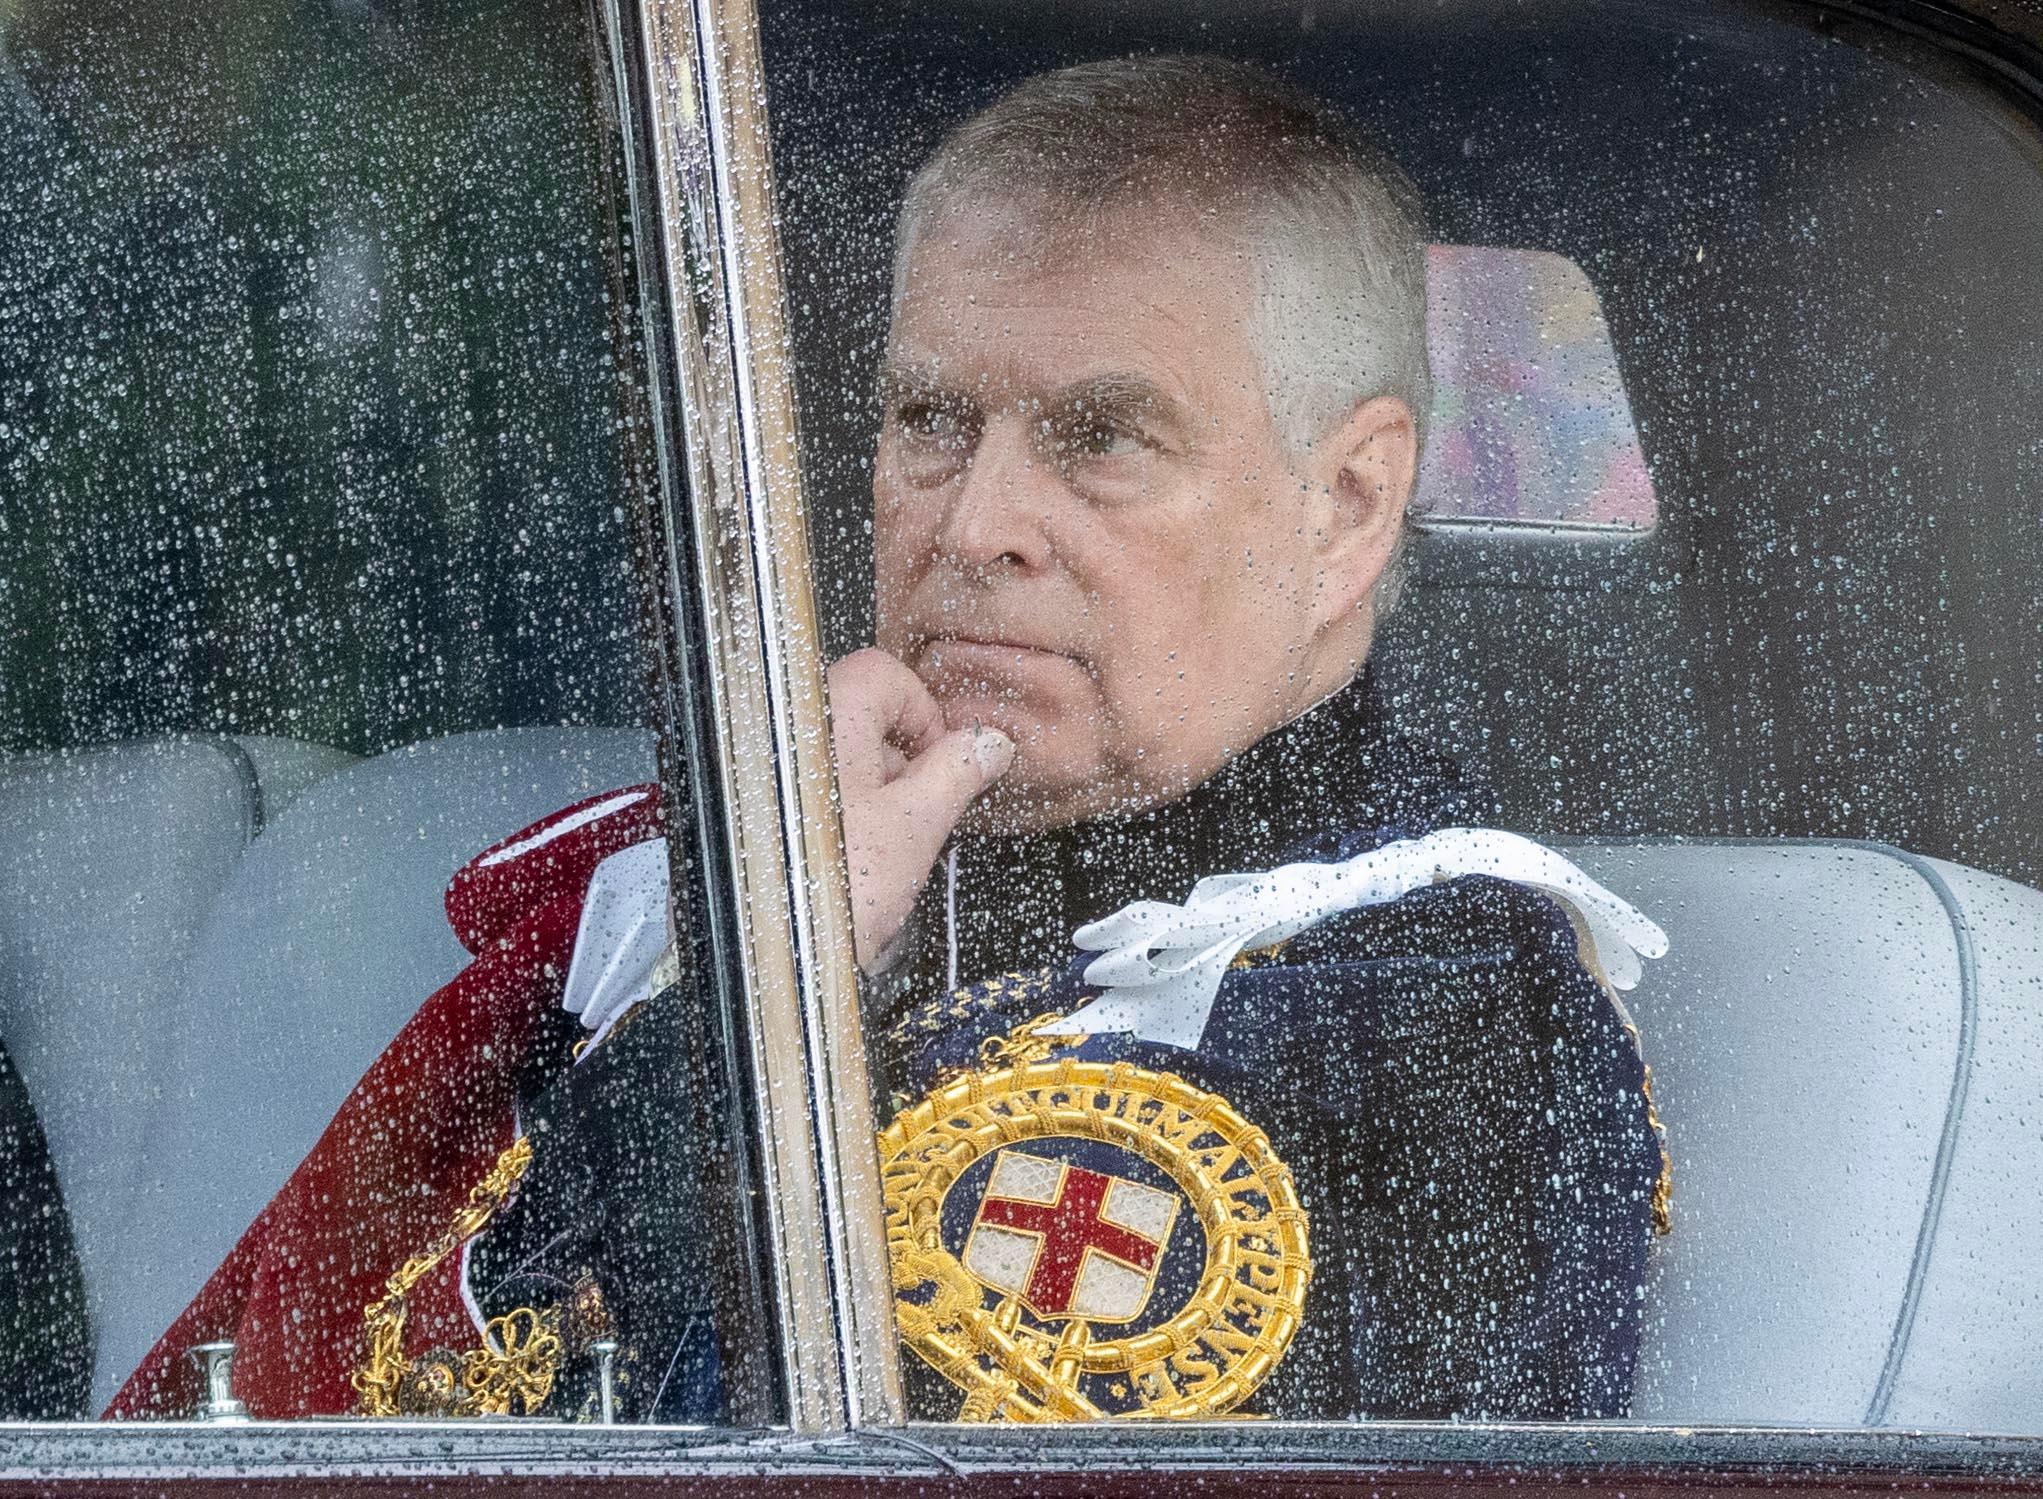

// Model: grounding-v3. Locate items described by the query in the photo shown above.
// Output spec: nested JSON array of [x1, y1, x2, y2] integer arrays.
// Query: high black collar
[[890, 668, 1493, 1014]]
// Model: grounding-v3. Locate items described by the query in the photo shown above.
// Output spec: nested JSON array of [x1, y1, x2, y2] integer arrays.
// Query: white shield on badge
[[961, 1149, 1179, 1324]]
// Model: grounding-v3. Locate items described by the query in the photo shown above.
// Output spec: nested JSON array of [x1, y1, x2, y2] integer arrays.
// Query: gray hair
[[889, 54, 1431, 614]]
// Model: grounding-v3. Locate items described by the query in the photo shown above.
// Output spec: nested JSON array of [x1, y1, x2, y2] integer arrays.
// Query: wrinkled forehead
[[893, 182, 1249, 307], [886, 192, 1263, 404]]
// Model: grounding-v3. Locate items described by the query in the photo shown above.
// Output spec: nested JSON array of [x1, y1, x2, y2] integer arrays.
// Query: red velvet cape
[[106, 785, 663, 1420]]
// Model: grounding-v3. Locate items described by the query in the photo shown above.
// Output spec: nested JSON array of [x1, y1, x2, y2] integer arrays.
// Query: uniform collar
[[893, 667, 1492, 1014]]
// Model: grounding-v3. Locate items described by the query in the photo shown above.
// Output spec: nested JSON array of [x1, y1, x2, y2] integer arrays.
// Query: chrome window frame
[[1, 1419, 2040, 1489], [618, 0, 903, 1433]]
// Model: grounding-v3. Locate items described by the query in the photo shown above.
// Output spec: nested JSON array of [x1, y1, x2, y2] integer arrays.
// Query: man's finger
[[894, 725, 1016, 831], [892, 688, 954, 761], [828, 647, 947, 786]]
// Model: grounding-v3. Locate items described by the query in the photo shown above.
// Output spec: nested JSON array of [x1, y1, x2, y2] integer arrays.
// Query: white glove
[[1041, 827, 1668, 1050], [560, 835, 674, 1052]]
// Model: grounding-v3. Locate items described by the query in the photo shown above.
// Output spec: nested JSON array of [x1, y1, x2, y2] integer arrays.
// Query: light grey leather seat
[[0, 738, 272, 1405], [97, 726, 655, 1410], [1569, 841, 2043, 1431]]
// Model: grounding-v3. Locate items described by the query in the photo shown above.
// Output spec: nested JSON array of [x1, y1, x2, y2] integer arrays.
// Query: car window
[[0, 0, 765, 1430], [757, 0, 2043, 1432], [9, 0, 2041, 1467]]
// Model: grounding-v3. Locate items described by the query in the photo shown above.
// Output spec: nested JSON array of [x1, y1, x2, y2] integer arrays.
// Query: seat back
[[0, 738, 264, 1392], [1875, 857, 2043, 1432], [1568, 841, 2043, 1428]]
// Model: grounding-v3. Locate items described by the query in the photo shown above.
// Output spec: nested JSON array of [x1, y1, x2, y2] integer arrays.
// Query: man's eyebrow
[[1050, 373, 1193, 439], [874, 364, 1193, 436], [874, 363, 966, 406]]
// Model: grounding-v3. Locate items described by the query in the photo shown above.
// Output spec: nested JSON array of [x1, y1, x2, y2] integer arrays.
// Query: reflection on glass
[[1416, 245, 1656, 533], [762, 1, 2043, 1433]]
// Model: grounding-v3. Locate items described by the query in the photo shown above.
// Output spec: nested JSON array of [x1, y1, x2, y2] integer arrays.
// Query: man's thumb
[[911, 725, 1016, 819]]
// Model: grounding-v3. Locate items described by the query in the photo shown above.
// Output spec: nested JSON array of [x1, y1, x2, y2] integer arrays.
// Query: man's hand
[[829, 648, 1015, 972]]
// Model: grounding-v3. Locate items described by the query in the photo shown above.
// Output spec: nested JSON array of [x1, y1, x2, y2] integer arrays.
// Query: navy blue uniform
[[472, 672, 1662, 1422]]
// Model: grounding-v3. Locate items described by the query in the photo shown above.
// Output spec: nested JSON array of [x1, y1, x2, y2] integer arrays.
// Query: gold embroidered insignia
[[353, 1136, 568, 1419], [878, 1017, 1311, 1422]]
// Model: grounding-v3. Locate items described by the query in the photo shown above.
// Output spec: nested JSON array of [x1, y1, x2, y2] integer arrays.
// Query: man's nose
[[934, 415, 1056, 577]]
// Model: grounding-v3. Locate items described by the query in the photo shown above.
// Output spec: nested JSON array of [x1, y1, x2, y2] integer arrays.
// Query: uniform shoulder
[[443, 784, 663, 954]]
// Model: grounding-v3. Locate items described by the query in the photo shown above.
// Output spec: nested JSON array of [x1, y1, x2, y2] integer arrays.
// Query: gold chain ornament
[[352, 1135, 566, 1418], [1616, 1021, 1675, 1238], [879, 1017, 1312, 1422], [351, 998, 1653, 1420]]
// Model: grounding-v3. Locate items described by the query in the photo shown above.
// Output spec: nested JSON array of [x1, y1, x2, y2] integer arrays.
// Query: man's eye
[[895, 400, 970, 446], [1048, 418, 1144, 461]]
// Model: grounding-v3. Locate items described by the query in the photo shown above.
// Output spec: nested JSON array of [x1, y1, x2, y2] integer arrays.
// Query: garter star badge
[[877, 1020, 1311, 1422]]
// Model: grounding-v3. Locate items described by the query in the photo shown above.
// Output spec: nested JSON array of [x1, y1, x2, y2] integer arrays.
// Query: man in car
[[112, 55, 1664, 1426], [822, 54, 1664, 1423]]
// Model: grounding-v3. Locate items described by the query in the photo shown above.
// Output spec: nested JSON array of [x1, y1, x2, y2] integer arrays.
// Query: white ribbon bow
[[561, 835, 675, 1052], [1038, 827, 1668, 1050]]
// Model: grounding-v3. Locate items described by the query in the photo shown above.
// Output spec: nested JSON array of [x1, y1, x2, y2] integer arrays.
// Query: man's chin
[[925, 695, 1181, 831], [962, 756, 1181, 836]]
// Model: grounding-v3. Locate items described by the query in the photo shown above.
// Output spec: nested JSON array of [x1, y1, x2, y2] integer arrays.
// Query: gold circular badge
[[878, 1049, 1310, 1422]]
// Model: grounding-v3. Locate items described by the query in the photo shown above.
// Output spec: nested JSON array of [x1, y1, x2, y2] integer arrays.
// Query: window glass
[[758, 0, 2043, 1429], [1, 0, 746, 1427]]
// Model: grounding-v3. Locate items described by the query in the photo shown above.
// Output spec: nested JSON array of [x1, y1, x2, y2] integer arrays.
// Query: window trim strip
[[628, 0, 904, 1433], [8, 1420, 2043, 1488]]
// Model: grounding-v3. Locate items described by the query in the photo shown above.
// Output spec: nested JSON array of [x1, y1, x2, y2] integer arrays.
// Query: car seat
[[1568, 841, 2043, 1430], [0, 734, 351, 1411]]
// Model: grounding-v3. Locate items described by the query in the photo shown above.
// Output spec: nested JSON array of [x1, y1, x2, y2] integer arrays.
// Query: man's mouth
[[930, 633, 1062, 656], [918, 634, 1086, 682]]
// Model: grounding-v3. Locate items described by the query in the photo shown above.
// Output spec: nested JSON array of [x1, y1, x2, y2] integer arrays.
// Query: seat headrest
[[1415, 245, 1656, 538]]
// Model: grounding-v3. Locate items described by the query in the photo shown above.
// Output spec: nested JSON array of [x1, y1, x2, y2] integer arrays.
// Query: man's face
[[874, 200, 1381, 832]]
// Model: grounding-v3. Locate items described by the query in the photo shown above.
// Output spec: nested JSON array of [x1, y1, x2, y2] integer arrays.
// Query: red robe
[[106, 785, 664, 1420]]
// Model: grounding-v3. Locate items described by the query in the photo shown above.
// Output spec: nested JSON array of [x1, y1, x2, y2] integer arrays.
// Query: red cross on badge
[[962, 1150, 1181, 1322]]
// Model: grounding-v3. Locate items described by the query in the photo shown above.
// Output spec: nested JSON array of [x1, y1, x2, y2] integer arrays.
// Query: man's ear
[[1311, 395, 1417, 627]]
